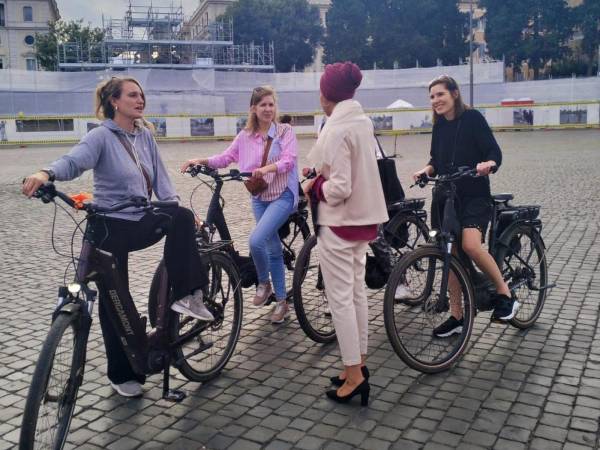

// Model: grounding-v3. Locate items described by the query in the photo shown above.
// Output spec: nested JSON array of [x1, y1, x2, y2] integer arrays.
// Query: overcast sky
[[57, 0, 201, 27]]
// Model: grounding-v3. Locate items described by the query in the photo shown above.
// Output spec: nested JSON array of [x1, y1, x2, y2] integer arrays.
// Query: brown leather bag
[[244, 136, 272, 196]]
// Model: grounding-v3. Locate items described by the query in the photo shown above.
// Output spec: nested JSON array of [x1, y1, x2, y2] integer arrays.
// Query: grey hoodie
[[49, 119, 178, 220]]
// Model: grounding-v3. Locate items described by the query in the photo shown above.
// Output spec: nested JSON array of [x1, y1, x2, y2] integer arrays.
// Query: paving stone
[[3, 133, 600, 449]]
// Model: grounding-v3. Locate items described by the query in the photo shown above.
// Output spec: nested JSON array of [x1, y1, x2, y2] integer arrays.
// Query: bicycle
[[292, 192, 430, 344], [383, 166, 554, 373], [20, 183, 243, 450], [171, 164, 311, 305]]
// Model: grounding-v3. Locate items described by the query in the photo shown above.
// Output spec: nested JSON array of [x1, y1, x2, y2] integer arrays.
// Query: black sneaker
[[491, 294, 520, 321], [433, 316, 464, 338]]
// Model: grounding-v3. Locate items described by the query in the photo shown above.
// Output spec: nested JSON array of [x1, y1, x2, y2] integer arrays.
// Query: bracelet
[[40, 168, 56, 182]]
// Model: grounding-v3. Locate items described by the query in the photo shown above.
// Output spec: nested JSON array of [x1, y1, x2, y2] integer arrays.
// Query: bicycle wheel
[[383, 246, 474, 373], [148, 260, 166, 328], [171, 251, 243, 382], [292, 235, 336, 343], [496, 223, 548, 329], [20, 312, 87, 450], [384, 213, 430, 258], [280, 214, 311, 301]]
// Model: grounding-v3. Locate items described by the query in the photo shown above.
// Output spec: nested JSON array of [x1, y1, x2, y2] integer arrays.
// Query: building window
[[24, 35, 35, 45], [0, 58, 3, 69], [16, 119, 74, 132], [0, 4, 5, 27], [26, 58, 36, 70], [23, 6, 33, 22]]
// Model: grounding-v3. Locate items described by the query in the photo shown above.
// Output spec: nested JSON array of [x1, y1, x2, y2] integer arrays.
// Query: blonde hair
[[245, 85, 278, 133], [94, 76, 153, 132], [428, 75, 469, 125]]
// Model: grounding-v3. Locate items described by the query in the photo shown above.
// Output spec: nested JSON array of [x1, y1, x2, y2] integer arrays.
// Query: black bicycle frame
[[205, 177, 233, 241]]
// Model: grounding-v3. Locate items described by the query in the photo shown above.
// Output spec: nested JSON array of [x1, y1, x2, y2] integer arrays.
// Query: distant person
[[181, 86, 299, 324], [279, 114, 292, 124], [413, 75, 518, 338], [22, 76, 212, 398], [304, 62, 388, 406]]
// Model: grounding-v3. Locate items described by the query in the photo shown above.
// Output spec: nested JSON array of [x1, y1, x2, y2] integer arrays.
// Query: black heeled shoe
[[330, 366, 370, 387], [326, 378, 370, 406]]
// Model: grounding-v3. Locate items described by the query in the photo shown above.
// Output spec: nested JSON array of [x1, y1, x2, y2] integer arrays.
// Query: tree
[[483, 0, 574, 79], [223, 0, 323, 72], [366, 0, 467, 69], [35, 19, 104, 71], [575, 0, 600, 75], [323, 0, 372, 67]]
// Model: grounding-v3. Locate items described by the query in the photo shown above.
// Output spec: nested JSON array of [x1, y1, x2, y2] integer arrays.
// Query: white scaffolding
[[57, 2, 274, 71]]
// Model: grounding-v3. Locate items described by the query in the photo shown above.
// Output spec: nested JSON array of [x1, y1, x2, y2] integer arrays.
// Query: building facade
[[0, 0, 59, 70]]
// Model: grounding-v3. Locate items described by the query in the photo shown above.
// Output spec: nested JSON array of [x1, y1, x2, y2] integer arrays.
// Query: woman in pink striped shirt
[[181, 86, 299, 324]]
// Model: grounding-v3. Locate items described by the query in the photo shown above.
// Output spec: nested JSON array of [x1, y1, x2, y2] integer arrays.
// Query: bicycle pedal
[[163, 389, 186, 402]]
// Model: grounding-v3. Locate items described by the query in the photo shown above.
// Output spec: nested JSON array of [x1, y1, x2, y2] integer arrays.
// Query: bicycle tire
[[292, 235, 336, 344], [383, 246, 474, 373], [171, 251, 243, 382], [384, 213, 430, 304], [20, 312, 87, 450], [281, 215, 311, 301], [384, 212, 430, 255], [148, 259, 166, 328], [496, 223, 548, 329]]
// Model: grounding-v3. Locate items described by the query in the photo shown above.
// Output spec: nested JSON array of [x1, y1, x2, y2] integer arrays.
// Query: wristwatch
[[40, 168, 56, 182]]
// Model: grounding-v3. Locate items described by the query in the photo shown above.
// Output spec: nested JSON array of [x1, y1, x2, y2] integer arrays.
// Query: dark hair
[[428, 75, 469, 124], [279, 114, 292, 124]]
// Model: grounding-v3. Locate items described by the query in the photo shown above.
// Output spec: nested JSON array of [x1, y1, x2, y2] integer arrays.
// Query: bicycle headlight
[[429, 230, 438, 239], [68, 283, 82, 295]]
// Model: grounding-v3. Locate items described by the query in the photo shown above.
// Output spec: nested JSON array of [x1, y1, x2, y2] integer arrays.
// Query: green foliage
[[222, 0, 323, 72], [323, 0, 467, 69], [574, 0, 600, 75], [482, 0, 574, 78], [323, 0, 371, 66], [35, 19, 104, 71]]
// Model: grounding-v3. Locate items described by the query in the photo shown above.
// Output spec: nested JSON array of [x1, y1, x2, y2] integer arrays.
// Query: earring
[[114, 105, 118, 111]]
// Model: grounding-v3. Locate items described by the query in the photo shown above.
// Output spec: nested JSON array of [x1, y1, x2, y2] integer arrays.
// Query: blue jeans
[[250, 189, 295, 300]]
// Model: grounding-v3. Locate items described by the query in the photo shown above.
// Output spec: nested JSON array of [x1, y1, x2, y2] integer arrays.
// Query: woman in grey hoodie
[[22, 77, 211, 398]]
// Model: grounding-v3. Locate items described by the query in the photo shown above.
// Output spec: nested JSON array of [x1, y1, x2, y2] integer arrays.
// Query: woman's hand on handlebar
[[22, 171, 50, 198], [413, 166, 433, 183], [180, 158, 208, 173], [476, 161, 497, 177]]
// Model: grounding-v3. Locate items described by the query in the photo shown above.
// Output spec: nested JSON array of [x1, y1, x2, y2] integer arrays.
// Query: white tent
[[386, 99, 414, 109]]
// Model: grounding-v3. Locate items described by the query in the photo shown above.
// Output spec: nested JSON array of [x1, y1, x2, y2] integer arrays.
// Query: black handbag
[[375, 135, 405, 205]]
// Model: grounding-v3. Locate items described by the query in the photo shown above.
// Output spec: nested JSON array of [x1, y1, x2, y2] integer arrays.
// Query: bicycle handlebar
[[187, 164, 252, 181], [412, 165, 497, 188], [33, 183, 178, 214]]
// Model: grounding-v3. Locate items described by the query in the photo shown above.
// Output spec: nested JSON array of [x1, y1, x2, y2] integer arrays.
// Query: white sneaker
[[271, 301, 289, 324], [171, 290, 214, 321], [110, 381, 143, 398], [395, 283, 411, 300], [253, 282, 273, 307]]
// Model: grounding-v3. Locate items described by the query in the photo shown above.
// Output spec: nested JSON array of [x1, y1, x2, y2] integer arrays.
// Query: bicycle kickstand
[[162, 356, 186, 402]]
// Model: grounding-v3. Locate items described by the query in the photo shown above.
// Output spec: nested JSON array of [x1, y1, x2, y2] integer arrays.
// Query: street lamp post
[[469, 0, 474, 107]]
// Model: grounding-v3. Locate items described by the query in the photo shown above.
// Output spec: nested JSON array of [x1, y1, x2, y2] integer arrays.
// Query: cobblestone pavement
[[1, 130, 599, 450]]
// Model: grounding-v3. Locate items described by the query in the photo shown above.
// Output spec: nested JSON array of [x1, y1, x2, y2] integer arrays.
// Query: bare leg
[[336, 363, 366, 396], [462, 228, 510, 296], [337, 354, 366, 382]]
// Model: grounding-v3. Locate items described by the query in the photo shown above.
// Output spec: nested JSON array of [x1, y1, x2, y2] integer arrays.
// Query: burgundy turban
[[320, 62, 363, 103]]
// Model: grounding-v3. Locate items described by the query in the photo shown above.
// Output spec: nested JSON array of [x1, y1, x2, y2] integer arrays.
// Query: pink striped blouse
[[208, 122, 299, 205]]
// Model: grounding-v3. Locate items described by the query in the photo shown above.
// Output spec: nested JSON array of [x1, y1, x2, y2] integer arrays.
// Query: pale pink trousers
[[317, 226, 369, 366]]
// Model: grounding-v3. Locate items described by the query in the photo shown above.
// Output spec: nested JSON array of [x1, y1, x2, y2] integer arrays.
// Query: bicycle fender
[[498, 220, 545, 250], [52, 302, 82, 322]]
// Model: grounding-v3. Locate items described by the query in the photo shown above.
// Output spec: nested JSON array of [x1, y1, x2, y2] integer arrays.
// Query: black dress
[[428, 109, 502, 236]]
